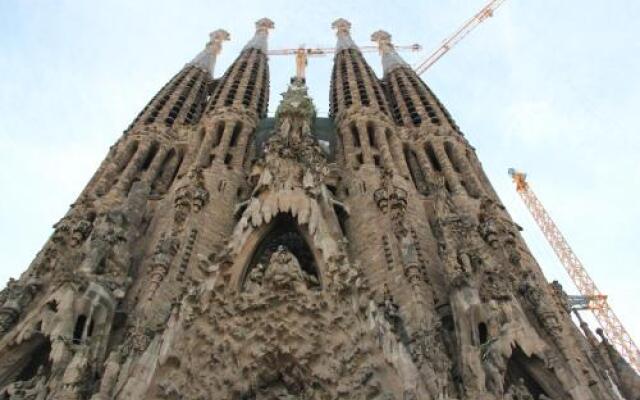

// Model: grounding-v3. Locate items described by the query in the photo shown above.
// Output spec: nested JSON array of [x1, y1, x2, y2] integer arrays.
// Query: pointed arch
[[504, 346, 569, 399], [233, 213, 325, 291], [0, 333, 52, 388]]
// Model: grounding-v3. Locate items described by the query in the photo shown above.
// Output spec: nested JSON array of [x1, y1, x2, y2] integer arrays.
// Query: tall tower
[[0, 17, 638, 400]]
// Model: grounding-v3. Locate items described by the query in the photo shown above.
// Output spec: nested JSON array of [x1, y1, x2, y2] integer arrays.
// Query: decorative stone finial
[[243, 18, 275, 52], [255, 18, 275, 32], [332, 18, 352, 34], [209, 29, 231, 55], [332, 18, 357, 51], [371, 30, 392, 49], [190, 29, 230, 76], [370, 29, 409, 74]]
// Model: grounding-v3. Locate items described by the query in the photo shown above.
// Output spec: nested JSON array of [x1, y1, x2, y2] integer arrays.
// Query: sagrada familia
[[1, 17, 639, 400]]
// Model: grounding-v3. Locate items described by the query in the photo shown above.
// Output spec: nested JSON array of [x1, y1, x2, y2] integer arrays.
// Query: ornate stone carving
[[91, 347, 124, 400], [173, 167, 209, 227], [147, 233, 181, 299], [478, 197, 521, 265], [519, 276, 563, 338], [550, 280, 571, 314], [261, 246, 318, 292], [0, 277, 40, 336], [0, 365, 48, 400], [80, 209, 128, 277], [504, 378, 535, 400], [374, 168, 408, 238]]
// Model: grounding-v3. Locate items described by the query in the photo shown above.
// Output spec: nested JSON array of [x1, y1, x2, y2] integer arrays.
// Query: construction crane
[[414, 0, 508, 75], [268, 43, 422, 80], [508, 168, 640, 372]]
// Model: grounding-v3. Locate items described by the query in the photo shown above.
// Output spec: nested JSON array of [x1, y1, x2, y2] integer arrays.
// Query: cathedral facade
[[0, 18, 638, 400]]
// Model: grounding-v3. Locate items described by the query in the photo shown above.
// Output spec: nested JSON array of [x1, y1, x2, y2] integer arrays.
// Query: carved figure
[[0, 277, 40, 335], [245, 263, 266, 291], [504, 378, 534, 400], [482, 341, 507, 395], [92, 348, 123, 400], [263, 246, 311, 291], [80, 210, 128, 277]]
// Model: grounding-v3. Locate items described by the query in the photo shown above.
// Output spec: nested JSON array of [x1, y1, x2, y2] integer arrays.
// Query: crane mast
[[509, 169, 640, 372], [414, 0, 508, 75]]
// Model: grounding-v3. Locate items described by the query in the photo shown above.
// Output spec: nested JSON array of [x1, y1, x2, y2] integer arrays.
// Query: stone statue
[[91, 347, 123, 400], [263, 246, 310, 291], [80, 210, 128, 277], [0, 277, 40, 335], [482, 341, 507, 395], [504, 378, 534, 400], [245, 263, 266, 292]]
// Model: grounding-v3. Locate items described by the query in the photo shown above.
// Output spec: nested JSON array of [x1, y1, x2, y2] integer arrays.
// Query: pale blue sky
[[1, 1, 639, 344]]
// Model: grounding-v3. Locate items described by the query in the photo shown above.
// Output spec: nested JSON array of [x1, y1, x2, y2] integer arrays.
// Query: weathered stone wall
[[0, 17, 636, 400]]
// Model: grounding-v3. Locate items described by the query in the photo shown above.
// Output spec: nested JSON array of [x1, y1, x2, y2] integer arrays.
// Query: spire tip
[[371, 30, 392, 49], [209, 29, 230, 44], [255, 18, 275, 31], [332, 18, 352, 33]]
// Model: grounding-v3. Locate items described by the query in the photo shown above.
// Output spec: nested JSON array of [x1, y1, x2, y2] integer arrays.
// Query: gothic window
[[165, 70, 199, 126], [242, 214, 321, 291], [72, 314, 95, 344], [406, 74, 441, 125], [140, 141, 160, 172], [478, 322, 488, 345], [243, 56, 260, 107], [213, 122, 225, 149], [424, 142, 442, 172], [395, 74, 421, 126], [184, 76, 208, 124], [386, 78, 403, 124], [367, 123, 377, 149], [351, 58, 370, 107], [404, 146, 427, 194], [229, 122, 243, 148], [340, 58, 352, 108], [225, 61, 247, 106], [333, 202, 349, 237], [350, 124, 360, 148], [373, 154, 381, 167], [117, 141, 139, 176], [364, 64, 387, 114], [257, 63, 269, 117], [145, 69, 188, 125], [444, 141, 462, 173], [154, 149, 184, 194]]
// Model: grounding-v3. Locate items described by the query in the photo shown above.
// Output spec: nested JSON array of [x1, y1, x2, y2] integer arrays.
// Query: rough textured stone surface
[[0, 17, 638, 400]]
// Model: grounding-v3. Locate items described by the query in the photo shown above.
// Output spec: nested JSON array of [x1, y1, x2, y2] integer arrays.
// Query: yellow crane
[[509, 168, 640, 372], [414, 0, 508, 75], [268, 44, 422, 80]]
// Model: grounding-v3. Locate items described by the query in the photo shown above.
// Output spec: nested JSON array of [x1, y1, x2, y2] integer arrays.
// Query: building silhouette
[[0, 17, 638, 400]]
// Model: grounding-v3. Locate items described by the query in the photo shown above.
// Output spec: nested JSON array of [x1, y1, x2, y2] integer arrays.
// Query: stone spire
[[371, 30, 410, 75], [189, 29, 230, 76], [332, 18, 358, 51], [242, 18, 274, 53]]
